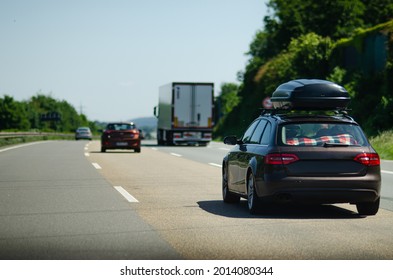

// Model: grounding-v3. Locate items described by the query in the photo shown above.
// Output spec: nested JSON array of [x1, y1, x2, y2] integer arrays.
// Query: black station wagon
[[222, 79, 381, 215]]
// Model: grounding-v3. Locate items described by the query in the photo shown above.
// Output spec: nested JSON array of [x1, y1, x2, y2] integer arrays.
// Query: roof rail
[[259, 108, 289, 116], [260, 108, 353, 120]]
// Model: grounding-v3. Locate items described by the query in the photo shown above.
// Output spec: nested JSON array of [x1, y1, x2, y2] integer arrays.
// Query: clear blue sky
[[0, 0, 268, 122]]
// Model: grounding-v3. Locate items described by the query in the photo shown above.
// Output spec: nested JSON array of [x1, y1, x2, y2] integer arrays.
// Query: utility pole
[[79, 103, 85, 115]]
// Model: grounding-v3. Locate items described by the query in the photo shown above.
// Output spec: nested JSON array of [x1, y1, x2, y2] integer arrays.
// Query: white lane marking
[[84, 153, 90, 157], [0, 142, 43, 153], [114, 186, 139, 202], [170, 153, 182, 157], [219, 147, 231, 151], [151, 148, 158, 151], [382, 170, 393, 175], [92, 163, 102, 169], [209, 163, 222, 168]]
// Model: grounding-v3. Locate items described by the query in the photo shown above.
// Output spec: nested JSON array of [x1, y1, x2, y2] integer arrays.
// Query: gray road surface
[[0, 141, 180, 259], [1, 140, 393, 259]]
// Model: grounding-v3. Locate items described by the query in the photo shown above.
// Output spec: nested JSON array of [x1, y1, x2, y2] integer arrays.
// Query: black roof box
[[271, 79, 350, 110]]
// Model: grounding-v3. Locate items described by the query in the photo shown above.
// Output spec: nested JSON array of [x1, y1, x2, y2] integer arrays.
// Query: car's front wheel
[[247, 172, 261, 214], [356, 197, 380, 215], [222, 164, 240, 203]]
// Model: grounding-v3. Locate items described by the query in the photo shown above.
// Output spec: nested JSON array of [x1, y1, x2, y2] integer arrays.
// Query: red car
[[101, 122, 141, 153]]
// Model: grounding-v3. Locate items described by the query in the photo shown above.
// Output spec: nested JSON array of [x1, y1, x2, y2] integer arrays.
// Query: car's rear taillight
[[265, 153, 299, 165], [354, 153, 380, 166]]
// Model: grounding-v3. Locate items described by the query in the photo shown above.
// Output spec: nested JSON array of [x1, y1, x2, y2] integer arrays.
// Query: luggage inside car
[[271, 79, 350, 110]]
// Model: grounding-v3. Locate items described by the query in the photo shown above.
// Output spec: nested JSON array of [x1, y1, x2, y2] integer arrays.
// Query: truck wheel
[[166, 132, 174, 146], [157, 130, 164, 145]]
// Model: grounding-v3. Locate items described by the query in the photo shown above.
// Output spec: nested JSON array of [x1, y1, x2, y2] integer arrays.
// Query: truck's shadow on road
[[197, 200, 364, 219]]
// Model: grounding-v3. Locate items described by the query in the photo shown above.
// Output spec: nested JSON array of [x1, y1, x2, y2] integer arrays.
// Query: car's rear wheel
[[135, 148, 141, 153], [222, 164, 240, 203], [356, 197, 380, 215], [247, 172, 261, 214], [101, 147, 106, 153]]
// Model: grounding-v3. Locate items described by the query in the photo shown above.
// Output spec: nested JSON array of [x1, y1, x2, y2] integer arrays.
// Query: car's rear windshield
[[278, 122, 368, 146], [106, 123, 135, 130], [77, 128, 90, 132]]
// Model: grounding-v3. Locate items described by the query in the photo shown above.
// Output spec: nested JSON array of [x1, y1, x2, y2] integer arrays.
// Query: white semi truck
[[154, 82, 214, 146]]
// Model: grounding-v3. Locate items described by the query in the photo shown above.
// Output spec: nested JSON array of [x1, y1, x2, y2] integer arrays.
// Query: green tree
[[28, 94, 60, 131], [56, 100, 87, 132], [217, 83, 240, 116], [27, 93, 90, 132], [288, 33, 333, 78], [362, 0, 393, 27], [265, 0, 364, 53], [0, 95, 30, 130], [213, 1, 393, 140]]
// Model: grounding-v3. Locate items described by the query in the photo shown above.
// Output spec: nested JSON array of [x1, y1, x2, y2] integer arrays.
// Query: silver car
[[75, 127, 92, 140]]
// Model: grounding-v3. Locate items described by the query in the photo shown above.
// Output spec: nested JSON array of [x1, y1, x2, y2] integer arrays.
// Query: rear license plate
[[184, 132, 201, 139], [116, 142, 128, 146]]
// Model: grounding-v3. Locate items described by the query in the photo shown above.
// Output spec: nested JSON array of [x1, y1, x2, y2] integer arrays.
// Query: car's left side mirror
[[223, 135, 239, 145]]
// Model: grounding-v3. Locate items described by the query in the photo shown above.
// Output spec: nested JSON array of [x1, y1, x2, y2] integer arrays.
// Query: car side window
[[242, 120, 260, 143], [260, 122, 271, 145], [249, 120, 267, 144]]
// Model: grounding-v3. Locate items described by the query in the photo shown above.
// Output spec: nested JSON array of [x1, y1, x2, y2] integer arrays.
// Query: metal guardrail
[[0, 132, 73, 139], [0, 132, 76, 148]]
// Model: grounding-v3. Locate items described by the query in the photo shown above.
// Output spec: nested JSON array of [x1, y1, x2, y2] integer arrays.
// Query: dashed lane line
[[170, 153, 182, 157], [114, 186, 139, 203], [92, 162, 102, 169]]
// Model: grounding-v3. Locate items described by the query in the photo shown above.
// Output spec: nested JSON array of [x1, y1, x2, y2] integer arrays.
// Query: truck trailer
[[154, 82, 214, 146]]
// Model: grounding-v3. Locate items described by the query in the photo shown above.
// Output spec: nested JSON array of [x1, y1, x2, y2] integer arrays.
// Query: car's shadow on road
[[141, 143, 158, 147], [197, 200, 364, 219], [89, 151, 140, 154]]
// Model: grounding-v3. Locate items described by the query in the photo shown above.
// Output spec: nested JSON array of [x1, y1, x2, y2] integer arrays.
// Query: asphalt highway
[[1, 140, 393, 259], [0, 141, 180, 259]]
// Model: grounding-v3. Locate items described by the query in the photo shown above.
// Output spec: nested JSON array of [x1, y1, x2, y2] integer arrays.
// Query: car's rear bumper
[[257, 175, 381, 204], [101, 139, 140, 149], [266, 188, 379, 204], [75, 135, 92, 140]]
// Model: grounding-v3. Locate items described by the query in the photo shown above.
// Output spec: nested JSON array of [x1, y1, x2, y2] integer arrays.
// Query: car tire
[[356, 197, 380, 216], [135, 148, 141, 153], [222, 164, 240, 203], [101, 147, 106, 153], [247, 172, 261, 214]]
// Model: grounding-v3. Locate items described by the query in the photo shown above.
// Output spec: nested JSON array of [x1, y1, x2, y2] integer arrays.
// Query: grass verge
[[369, 130, 393, 160]]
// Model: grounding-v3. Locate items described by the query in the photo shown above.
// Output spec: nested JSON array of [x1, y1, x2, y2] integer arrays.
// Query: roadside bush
[[370, 130, 393, 160]]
